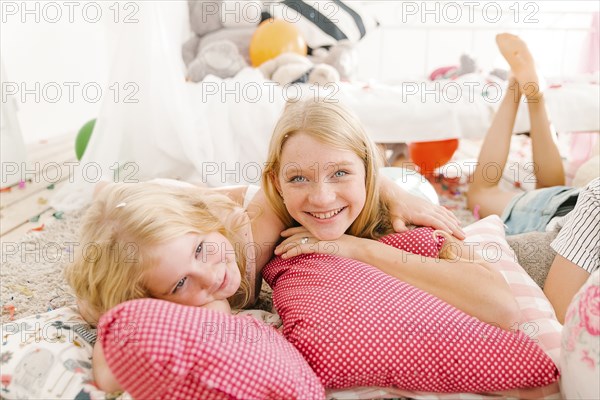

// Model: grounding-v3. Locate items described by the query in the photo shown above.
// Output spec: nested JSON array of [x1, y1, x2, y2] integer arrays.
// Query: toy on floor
[[409, 138, 459, 176], [250, 19, 307, 67], [258, 53, 339, 86], [3, 304, 15, 321]]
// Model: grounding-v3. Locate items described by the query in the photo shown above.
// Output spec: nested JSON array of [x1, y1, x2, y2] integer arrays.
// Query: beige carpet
[[0, 186, 475, 324], [1, 209, 86, 323]]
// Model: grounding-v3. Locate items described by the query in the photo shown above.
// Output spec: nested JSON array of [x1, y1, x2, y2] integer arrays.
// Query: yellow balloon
[[250, 19, 307, 67]]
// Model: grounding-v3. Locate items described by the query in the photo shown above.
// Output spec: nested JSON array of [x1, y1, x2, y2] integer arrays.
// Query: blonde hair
[[65, 182, 251, 324], [262, 99, 392, 239]]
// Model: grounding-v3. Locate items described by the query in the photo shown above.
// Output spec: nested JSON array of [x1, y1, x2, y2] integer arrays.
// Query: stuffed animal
[[183, 0, 254, 82], [310, 39, 359, 81], [186, 39, 248, 82], [182, 1, 356, 83], [258, 53, 340, 86]]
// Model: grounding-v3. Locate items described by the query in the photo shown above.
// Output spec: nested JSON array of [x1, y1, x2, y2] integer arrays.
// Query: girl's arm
[[544, 255, 591, 324], [276, 229, 520, 330], [357, 240, 520, 330], [380, 175, 466, 239], [93, 341, 122, 393], [246, 189, 287, 274]]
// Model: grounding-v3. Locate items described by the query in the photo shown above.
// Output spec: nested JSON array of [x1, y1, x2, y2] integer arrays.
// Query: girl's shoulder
[[243, 185, 261, 210]]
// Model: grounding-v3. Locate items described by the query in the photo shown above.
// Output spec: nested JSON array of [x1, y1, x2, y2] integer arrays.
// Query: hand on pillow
[[264, 225, 559, 393]]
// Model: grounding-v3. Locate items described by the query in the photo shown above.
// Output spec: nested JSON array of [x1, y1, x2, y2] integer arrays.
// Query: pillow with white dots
[[263, 221, 561, 397], [98, 298, 325, 400]]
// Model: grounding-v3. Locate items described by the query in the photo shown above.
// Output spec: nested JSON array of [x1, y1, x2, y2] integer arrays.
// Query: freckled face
[[277, 132, 367, 240], [143, 232, 241, 307]]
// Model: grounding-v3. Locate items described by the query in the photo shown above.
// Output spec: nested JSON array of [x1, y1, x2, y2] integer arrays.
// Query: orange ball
[[249, 19, 307, 67], [408, 139, 459, 176]]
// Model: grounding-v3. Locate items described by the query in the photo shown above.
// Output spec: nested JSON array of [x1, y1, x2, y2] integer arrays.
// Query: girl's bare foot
[[496, 33, 542, 100]]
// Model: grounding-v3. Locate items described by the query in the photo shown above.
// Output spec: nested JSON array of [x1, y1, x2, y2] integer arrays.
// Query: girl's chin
[[310, 228, 348, 241], [304, 219, 348, 237]]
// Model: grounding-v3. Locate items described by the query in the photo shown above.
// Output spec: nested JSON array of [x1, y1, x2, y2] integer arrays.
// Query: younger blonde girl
[[66, 182, 256, 324]]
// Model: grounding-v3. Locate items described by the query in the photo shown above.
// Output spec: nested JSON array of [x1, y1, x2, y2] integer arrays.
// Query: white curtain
[[51, 1, 286, 210], [51, 1, 599, 210]]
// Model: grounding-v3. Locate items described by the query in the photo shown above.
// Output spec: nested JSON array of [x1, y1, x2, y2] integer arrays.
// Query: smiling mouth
[[217, 271, 228, 291], [307, 207, 346, 220]]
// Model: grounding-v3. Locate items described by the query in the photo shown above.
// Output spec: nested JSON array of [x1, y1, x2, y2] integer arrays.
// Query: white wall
[[1, 0, 112, 144], [1, 0, 598, 143], [354, 1, 599, 82]]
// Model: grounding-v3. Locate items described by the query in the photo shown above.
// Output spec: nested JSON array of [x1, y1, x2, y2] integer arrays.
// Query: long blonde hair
[[65, 182, 251, 324], [262, 99, 392, 239]]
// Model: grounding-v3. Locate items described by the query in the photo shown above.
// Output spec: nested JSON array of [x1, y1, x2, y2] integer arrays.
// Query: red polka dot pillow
[[97, 299, 325, 400], [262, 223, 559, 395]]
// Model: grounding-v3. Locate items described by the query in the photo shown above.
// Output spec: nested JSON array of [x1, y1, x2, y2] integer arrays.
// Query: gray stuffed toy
[[310, 40, 359, 81], [183, 0, 254, 82], [186, 39, 248, 82], [454, 54, 477, 76]]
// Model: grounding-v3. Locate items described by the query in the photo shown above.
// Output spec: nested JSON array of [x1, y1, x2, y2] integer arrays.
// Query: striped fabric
[[261, 0, 378, 49], [551, 177, 600, 274]]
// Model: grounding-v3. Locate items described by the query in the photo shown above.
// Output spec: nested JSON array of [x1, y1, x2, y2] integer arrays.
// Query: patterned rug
[[1, 209, 85, 323], [0, 180, 475, 324]]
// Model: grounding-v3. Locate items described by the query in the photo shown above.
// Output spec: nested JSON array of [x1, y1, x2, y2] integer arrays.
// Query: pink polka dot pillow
[[97, 299, 325, 400], [262, 224, 559, 394]]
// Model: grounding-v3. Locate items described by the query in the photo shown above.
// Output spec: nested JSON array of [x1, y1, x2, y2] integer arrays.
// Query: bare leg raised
[[496, 33, 565, 188], [466, 78, 522, 217], [467, 34, 566, 217]]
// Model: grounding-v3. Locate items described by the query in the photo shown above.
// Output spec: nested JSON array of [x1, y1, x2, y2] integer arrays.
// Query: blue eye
[[334, 170, 348, 178], [172, 277, 187, 294], [290, 176, 307, 183]]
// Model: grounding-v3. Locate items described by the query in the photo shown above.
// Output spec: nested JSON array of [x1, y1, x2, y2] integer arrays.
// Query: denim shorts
[[501, 186, 581, 235]]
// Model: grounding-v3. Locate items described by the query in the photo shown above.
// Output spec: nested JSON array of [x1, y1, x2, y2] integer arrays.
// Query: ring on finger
[[300, 237, 309, 245]]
